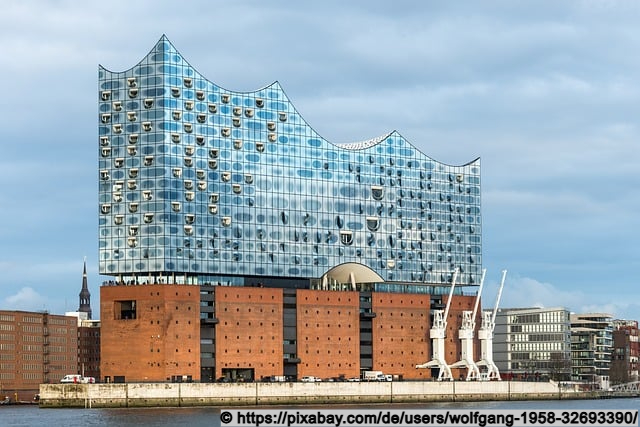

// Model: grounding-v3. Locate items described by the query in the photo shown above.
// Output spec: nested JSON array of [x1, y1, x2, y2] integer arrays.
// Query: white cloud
[[0, 1, 638, 323], [2, 287, 48, 312], [495, 274, 640, 320]]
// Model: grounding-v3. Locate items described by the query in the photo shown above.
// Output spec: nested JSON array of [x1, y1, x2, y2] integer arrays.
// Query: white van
[[60, 374, 82, 384], [60, 375, 95, 384]]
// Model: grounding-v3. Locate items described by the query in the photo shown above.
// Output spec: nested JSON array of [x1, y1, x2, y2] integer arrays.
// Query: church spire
[[78, 257, 92, 319]]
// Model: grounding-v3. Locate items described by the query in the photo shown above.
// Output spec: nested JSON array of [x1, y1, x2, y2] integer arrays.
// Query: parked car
[[300, 376, 321, 382]]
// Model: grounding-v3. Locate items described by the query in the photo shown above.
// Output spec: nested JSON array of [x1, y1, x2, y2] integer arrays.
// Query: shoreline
[[38, 381, 638, 409]]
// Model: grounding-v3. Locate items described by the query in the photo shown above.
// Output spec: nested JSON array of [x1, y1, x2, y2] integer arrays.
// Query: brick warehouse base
[[100, 284, 480, 383]]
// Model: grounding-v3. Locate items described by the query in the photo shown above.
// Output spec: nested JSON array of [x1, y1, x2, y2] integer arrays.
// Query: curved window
[[340, 231, 353, 246], [366, 217, 380, 232], [371, 186, 383, 200]]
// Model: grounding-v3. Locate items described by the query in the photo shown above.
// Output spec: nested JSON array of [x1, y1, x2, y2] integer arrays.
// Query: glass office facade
[[98, 36, 482, 288], [494, 307, 572, 380]]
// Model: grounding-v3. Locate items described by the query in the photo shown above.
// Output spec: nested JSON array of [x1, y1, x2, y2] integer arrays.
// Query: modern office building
[[98, 36, 483, 382], [610, 319, 639, 385], [570, 313, 613, 389], [493, 307, 571, 381], [0, 310, 77, 401]]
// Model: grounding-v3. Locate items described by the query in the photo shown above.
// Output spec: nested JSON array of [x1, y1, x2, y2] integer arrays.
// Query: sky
[[0, 0, 639, 320]]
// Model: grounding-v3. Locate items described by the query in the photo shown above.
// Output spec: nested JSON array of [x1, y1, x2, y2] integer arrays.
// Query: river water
[[0, 398, 638, 427]]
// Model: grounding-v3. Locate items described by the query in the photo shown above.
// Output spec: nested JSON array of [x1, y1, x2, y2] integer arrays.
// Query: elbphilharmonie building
[[98, 36, 483, 382], [99, 35, 481, 291]]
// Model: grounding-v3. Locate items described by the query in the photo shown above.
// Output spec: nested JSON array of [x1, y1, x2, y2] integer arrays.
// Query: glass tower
[[98, 36, 482, 289]]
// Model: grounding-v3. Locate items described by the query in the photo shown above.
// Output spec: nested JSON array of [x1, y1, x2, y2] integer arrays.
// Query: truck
[[362, 371, 389, 381]]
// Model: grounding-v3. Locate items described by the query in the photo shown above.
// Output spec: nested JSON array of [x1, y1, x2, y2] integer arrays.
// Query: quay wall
[[40, 381, 598, 408]]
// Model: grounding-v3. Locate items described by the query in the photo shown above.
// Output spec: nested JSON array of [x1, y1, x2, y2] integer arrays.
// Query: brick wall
[[296, 289, 360, 380], [371, 293, 431, 379], [100, 284, 200, 382], [214, 287, 283, 381]]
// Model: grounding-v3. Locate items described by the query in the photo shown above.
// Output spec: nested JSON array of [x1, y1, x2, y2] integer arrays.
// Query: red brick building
[[0, 311, 77, 401], [100, 284, 200, 383], [77, 320, 101, 380], [214, 287, 283, 381], [100, 283, 481, 383], [296, 289, 360, 379], [611, 320, 639, 384]]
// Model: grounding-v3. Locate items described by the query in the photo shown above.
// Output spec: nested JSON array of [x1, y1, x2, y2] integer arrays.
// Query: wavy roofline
[[99, 35, 480, 168]]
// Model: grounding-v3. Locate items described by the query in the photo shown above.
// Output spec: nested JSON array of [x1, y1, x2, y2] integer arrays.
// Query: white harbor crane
[[449, 268, 486, 380], [476, 269, 507, 381], [416, 269, 458, 381]]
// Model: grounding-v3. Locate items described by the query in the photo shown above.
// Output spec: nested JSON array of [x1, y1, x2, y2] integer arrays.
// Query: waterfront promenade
[[39, 381, 612, 408]]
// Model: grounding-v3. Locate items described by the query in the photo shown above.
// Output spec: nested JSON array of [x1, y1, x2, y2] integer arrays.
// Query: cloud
[[496, 274, 640, 320], [0, 1, 638, 322], [1, 287, 49, 312]]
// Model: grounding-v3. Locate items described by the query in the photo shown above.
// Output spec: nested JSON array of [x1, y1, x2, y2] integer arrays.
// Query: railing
[[610, 381, 640, 393]]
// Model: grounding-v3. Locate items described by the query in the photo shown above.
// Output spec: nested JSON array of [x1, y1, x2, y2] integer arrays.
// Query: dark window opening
[[115, 300, 137, 320]]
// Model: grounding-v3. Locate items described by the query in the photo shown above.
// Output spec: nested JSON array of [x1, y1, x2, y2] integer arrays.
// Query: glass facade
[[570, 313, 613, 387], [494, 307, 572, 380], [98, 36, 482, 288]]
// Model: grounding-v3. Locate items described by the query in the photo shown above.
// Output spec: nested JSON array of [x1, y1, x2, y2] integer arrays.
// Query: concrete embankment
[[39, 381, 599, 408]]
